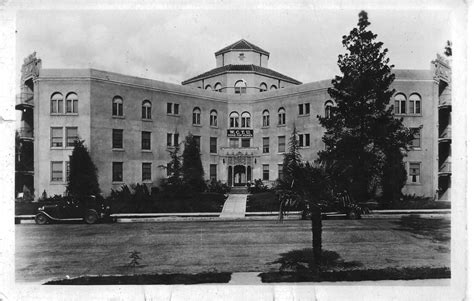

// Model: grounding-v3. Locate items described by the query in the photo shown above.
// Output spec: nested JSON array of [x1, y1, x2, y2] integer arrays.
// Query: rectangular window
[[112, 162, 123, 182], [298, 134, 304, 147], [112, 129, 123, 149], [241, 138, 250, 148], [400, 100, 406, 114], [66, 161, 70, 180], [278, 164, 283, 180], [409, 162, 420, 183], [262, 164, 269, 181], [262, 137, 269, 153], [174, 103, 179, 115], [415, 101, 421, 114], [395, 100, 400, 114], [51, 161, 63, 182], [305, 133, 310, 147], [409, 100, 415, 114], [193, 136, 201, 151], [174, 133, 179, 146], [66, 99, 78, 114], [409, 128, 421, 148], [142, 163, 151, 181], [298, 104, 304, 115], [142, 131, 151, 150], [167, 103, 173, 114], [278, 136, 286, 153], [305, 103, 310, 114], [51, 127, 63, 147], [229, 138, 239, 148], [66, 127, 78, 147], [166, 163, 172, 176], [210, 137, 217, 154], [210, 164, 217, 181]]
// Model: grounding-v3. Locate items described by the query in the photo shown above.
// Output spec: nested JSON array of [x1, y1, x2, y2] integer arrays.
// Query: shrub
[[206, 180, 231, 194], [247, 179, 270, 194]]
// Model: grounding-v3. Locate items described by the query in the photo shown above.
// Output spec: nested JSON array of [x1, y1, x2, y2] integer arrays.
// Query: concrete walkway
[[220, 194, 247, 218]]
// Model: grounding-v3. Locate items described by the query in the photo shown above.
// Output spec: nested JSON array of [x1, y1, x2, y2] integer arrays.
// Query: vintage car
[[35, 195, 111, 225]]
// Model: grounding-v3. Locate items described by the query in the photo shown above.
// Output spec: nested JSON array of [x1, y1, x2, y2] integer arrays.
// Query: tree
[[66, 140, 100, 197], [182, 133, 205, 192], [318, 10, 412, 203], [279, 124, 302, 191], [166, 142, 182, 188]]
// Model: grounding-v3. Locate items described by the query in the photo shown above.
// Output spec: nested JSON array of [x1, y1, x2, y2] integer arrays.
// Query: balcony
[[438, 125, 451, 143], [15, 92, 34, 110], [439, 161, 451, 176], [18, 127, 34, 141]]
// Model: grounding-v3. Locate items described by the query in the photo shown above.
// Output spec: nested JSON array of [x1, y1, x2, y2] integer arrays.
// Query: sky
[[15, 7, 452, 85]]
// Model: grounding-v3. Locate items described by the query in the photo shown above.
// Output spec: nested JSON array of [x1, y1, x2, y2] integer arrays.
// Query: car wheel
[[346, 210, 360, 220], [35, 213, 49, 225], [84, 211, 99, 224]]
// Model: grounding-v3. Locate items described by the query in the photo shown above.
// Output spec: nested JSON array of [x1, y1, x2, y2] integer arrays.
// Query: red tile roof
[[215, 39, 270, 56], [181, 64, 302, 85]]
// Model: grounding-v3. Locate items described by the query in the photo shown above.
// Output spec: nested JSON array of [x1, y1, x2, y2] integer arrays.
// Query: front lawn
[[246, 191, 280, 212], [108, 192, 227, 213], [45, 272, 232, 285]]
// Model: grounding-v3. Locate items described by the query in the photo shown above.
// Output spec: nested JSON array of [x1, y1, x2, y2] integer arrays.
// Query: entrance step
[[229, 186, 248, 194], [220, 194, 247, 218]]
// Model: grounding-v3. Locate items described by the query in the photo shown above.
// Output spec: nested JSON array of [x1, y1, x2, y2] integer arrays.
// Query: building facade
[[15, 40, 451, 201]]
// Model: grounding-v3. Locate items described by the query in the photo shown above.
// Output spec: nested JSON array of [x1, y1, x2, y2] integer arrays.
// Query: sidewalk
[[220, 194, 247, 218]]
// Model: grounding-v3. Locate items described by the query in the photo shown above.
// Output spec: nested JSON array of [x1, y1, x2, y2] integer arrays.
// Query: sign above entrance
[[227, 129, 253, 137]]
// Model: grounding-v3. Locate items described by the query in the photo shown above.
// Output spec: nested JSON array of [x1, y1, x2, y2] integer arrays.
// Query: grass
[[378, 199, 451, 210], [259, 267, 450, 282], [44, 272, 232, 285], [246, 191, 305, 212], [109, 192, 226, 213], [392, 214, 451, 243], [260, 247, 450, 282]]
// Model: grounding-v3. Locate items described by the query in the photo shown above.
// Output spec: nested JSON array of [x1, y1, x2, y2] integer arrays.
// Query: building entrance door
[[233, 165, 246, 186]]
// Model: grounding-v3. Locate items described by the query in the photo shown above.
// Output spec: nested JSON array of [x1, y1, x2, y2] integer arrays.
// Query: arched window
[[214, 82, 222, 92], [234, 80, 247, 94], [394, 93, 407, 115], [262, 110, 270, 127], [278, 107, 286, 125], [270, 85, 277, 91], [229, 111, 239, 128], [324, 100, 335, 118], [210, 110, 218, 127], [112, 96, 123, 116], [142, 100, 151, 119], [241, 112, 251, 128], [51, 92, 63, 114], [66, 92, 78, 114], [193, 107, 201, 125], [205, 85, 212, 90], [409, 93, 422, 114], [260, 83, 267, 92]]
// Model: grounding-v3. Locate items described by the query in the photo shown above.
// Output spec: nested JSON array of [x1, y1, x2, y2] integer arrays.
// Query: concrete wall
[[32, 68, 438, 199], [216, 51, 269, 67], [34, 71, 92, 197]]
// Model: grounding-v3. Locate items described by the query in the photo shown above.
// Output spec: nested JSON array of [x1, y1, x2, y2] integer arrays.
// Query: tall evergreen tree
[[182, 133, 205, 192], [67, 140, 100, 197], [280, 124, 302, 191], [166, 142, 182, 187], [318, 11, 412, 202]]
